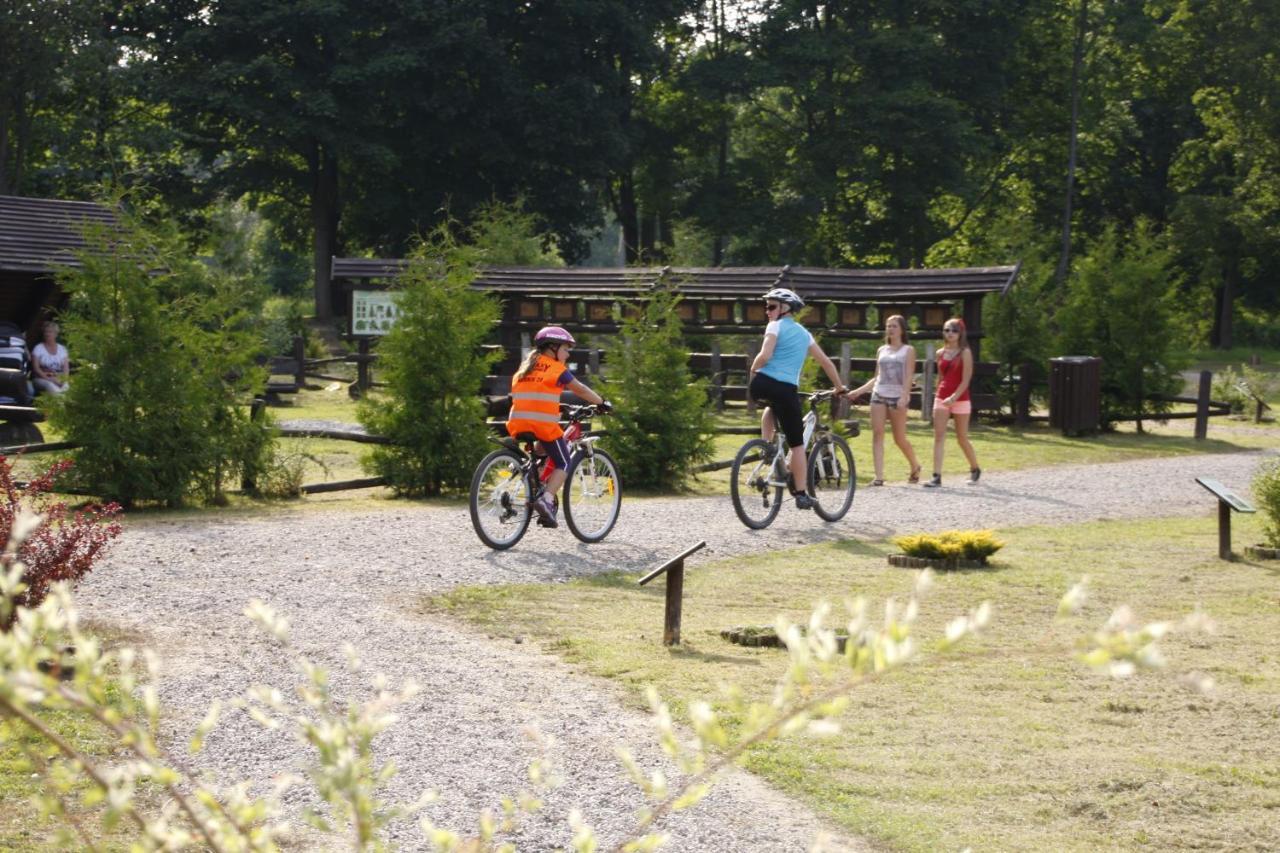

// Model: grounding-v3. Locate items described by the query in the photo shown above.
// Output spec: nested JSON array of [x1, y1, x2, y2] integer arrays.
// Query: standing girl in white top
[[846, 315, 922, 485], [31, 320, 69, 395]]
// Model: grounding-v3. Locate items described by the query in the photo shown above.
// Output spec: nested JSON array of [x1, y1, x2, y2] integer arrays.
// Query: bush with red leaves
[[1, 457, 122, 631]]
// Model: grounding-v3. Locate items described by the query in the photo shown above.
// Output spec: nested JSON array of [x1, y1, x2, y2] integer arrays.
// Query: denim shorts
[[870, 392, 902, 408]]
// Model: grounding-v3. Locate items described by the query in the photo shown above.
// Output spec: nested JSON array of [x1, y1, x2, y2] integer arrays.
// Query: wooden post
[[1196, 477, 1256, 561], [358, 337, 372, 393], [710, 341, 724, 412], [1218, 501, 1232, 561], [922, 343, 936, 424], [637, 541, 706, 647], [589, 348, 601, 378], [243, 397, 267, 491], [663, 563, 684, 645], [1194, 370, 1211, 440], [292, 335, 306, 387], [1016, 363, 1033, 427], [834, 342, 851, 420]]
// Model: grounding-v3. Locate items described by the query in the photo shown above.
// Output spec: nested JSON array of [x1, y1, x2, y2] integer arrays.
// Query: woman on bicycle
[[749, 288, 847, 510], [508, 326, 610, 527]]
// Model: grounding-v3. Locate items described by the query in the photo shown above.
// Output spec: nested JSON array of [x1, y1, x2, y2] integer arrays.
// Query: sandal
[[923, 474, 942, 488], [870, 478, 885, 487], [908, 465, 922, 484]]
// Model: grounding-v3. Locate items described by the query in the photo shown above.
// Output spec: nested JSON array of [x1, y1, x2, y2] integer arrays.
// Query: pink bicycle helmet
[[533, 325, 576, 347]]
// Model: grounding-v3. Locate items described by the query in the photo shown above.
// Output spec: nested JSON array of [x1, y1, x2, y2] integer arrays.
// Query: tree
[[603, 283, 712, 491], [357, 229, 501, 497], [49, 203, 272, 506], [1057, 222, 1184, 431]]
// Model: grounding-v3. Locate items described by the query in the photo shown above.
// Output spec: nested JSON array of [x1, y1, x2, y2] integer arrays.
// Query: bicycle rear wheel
[[563, 448, 622, 543], [807, 433, 855, 522], [469, 448, 533, 550], [731, 438, 784, 529]]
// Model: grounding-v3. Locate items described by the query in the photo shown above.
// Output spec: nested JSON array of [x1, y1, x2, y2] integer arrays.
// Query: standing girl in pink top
[[924, 318, 980, 487]]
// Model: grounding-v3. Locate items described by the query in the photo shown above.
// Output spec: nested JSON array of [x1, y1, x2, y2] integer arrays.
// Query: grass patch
[[426, 514, 1280, 851], [0, 621, 150, 850]]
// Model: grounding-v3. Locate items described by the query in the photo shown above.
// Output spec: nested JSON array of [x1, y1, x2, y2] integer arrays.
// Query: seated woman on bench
[[31, 321, 70, 396]]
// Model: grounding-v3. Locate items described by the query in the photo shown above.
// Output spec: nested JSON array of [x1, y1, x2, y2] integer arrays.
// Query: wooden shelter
[[331, 260, 1019, 360], [0, 195, 117, 336]]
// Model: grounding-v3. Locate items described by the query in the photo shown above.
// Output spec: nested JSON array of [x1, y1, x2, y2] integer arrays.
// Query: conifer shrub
[[891, 530, 1004, 564], [603, 285, 713, 491], [48, 208, 272, 507], [1057, 222, 1186, 430], [0, 457, 121, 631], [358, 227, 501, 496], [1253, 459, 1280, 548]]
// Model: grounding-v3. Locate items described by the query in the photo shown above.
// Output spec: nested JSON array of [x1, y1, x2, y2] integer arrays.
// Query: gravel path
[[76, 449, 1273, 851]]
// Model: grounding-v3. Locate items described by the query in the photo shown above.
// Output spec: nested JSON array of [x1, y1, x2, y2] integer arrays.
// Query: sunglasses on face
[[944, 327, 960, 333], [765, 304, 782, 312]]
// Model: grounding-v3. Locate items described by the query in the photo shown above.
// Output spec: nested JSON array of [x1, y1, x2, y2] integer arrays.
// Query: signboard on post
[[351, 290, 401, 336]]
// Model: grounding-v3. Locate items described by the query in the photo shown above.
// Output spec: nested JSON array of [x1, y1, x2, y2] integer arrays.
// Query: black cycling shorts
[[749, 373, 804, 448]]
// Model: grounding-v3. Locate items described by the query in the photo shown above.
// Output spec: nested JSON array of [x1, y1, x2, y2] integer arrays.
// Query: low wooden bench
[[0, 367, 44, 445], [1196, 477, 1256, 560], [262, 336, 307, 403]]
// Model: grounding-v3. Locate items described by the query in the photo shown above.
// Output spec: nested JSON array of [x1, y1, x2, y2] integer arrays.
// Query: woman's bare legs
[[931, 407, 949, 476], [888, 405, 920, 477], [789, 445, 808, 492], [760, 407, 775, 442], [952, 412, 980, 469], [869, 403, 888, 479]]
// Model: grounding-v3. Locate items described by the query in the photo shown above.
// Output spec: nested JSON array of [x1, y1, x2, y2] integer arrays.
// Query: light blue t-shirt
[[758, 317, 814, 386]]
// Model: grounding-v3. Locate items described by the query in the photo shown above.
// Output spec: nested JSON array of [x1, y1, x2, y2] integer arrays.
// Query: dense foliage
[[0, 457, 121, 631], [603, 285, 713, 490], [1057, 223, 1185, 430], [357, 228, 501, 497], [1253, 460, 1280, 549], [3, 1, 1276, 345], [47, 209, 272, 506]]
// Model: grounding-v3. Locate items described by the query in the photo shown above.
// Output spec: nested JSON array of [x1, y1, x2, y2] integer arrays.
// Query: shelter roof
[[0, 195, 118, 274], [331, 259, 1019, 300]]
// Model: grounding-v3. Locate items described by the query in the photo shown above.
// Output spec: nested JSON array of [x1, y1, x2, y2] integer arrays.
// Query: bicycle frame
[[763, 393, 831, 482], [502, 408, 602, 494]]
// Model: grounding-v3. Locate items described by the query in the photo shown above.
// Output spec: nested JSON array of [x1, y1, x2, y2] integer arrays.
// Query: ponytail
[[513, 346, 549, 382]]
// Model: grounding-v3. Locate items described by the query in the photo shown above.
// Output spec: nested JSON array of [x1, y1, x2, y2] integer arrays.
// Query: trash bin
[[1048, 356, 1102, 436]]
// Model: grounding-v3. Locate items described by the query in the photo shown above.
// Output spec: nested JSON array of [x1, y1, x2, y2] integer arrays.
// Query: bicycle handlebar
[[565, 403, 611, 420]]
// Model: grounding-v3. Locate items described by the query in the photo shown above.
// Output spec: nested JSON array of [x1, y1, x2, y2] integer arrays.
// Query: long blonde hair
[[513, 344, 553, 382]]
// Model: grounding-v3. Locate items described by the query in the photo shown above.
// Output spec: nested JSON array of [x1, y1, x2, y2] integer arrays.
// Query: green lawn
[[692, 408, 1276, 496], [427, 514, 1280, 851], [0, 622, 149, 850]]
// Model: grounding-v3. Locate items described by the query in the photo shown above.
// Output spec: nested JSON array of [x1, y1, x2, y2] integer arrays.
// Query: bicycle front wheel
[[731, 438, 784, 529], [469, 448, 533, 550], [807, 433, 856, 522], [563, 448, 622, 543]]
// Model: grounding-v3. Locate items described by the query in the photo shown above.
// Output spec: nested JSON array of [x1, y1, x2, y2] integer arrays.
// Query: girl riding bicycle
[[508, 326, 610, 527], [749, 288, 847, 510]]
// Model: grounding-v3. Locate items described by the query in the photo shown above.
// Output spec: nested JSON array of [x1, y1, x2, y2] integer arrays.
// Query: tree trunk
[[1055, 0, 1089, 291], [310, 143, 340, 321], [1213, 248, 1238, 349], [618, 172, 639, 264], [0, 110, 11, 195]]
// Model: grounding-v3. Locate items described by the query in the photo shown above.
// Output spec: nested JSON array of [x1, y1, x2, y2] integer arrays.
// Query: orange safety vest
[[507, 354, 567, 441]]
